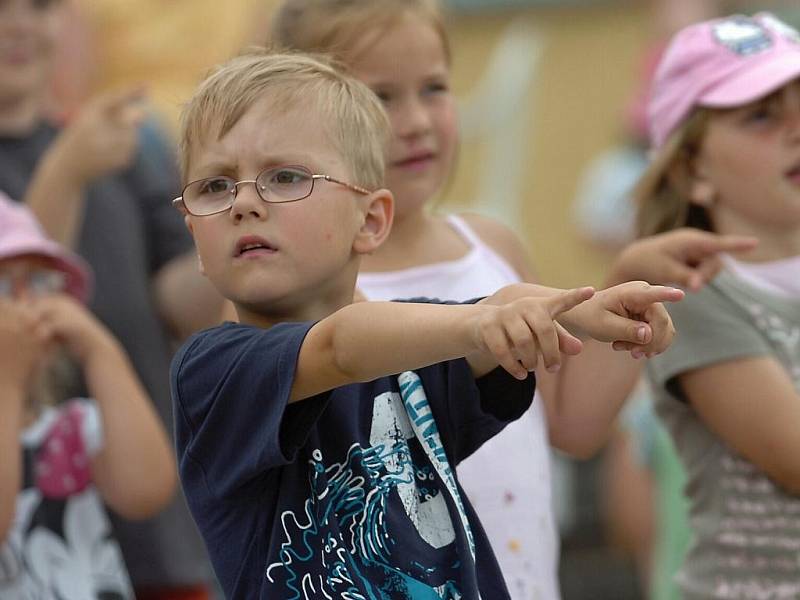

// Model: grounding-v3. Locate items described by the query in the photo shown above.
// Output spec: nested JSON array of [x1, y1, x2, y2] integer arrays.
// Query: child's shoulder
[[455, 211, 536, 281], [172, 321, 314, 380]]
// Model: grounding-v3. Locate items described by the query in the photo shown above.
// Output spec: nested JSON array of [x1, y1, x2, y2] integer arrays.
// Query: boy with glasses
[[170, 50, 682, 599]]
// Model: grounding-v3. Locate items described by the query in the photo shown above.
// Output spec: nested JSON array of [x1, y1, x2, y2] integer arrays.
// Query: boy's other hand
[[566, 281, 684, 358], [609, 228, 758, 291], [472, 286, 595, 380], [52, 87, 147, 186]]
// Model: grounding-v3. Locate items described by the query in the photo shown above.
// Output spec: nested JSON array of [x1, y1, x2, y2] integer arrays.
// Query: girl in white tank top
[[359, 215, 561, 600]]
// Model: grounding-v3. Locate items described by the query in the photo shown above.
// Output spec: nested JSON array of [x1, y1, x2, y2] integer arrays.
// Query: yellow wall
[[444, 5, 649, 288], [78, 1, 648, 288]]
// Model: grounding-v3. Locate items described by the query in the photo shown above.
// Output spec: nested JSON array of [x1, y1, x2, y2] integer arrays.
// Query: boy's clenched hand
[[471, 286, 595, 380]]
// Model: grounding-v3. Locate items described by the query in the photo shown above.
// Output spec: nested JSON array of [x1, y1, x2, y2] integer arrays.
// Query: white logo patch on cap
[[759, 13, 800, 45], [713, 17, 772, 55]]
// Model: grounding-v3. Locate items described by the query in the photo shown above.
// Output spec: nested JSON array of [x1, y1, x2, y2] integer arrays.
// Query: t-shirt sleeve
[[123, 119, 193, 274], [647, 282, 772, 401], [170, 322, 330, 499], [418, 359, 535, 465]]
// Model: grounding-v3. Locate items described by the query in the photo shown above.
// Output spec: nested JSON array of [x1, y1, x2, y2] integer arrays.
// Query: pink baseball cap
[[648, 12, 800, 149], [0, 191, 92, 303]]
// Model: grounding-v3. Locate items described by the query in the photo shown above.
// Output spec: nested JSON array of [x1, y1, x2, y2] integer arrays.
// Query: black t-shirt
[[171, 320, 535, 599]]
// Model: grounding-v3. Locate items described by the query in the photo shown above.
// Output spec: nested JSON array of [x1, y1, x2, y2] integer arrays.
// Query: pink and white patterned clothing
[[0, 398, 133, 600], [357, 214, 560, 600]]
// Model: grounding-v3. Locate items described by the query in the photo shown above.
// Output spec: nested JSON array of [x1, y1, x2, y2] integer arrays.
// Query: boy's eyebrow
[[190, 161, 238, 177], [190, 153, 323, 178]]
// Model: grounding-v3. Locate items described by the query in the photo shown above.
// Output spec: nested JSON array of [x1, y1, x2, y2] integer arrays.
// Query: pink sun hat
[[0, 191, 92, 303], [648, 12, 800, 149]]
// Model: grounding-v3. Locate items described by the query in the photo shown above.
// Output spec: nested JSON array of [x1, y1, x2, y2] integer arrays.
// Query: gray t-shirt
[[647, 269, 800, 599], [0, 122, 214, 588]]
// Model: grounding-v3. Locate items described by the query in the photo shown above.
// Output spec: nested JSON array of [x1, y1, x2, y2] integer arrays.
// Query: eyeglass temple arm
[[316, 175, 371, 196]]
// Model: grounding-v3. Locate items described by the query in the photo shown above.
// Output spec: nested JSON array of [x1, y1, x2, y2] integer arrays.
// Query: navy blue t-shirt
[[171, 319, 534, 599]]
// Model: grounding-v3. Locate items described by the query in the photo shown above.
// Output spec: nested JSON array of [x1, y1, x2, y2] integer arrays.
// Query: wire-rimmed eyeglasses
[[173, 165, 372, 216]]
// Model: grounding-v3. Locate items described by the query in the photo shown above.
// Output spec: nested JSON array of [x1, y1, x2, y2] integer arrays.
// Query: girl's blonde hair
[[270, 0, 450, 64], [635, 108, 715, 238], [179, 49, 391, 190]]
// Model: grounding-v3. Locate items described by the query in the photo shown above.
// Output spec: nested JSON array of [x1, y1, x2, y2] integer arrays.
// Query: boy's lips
[[785, 162, 800, 185], [233, 235, 277, 258]]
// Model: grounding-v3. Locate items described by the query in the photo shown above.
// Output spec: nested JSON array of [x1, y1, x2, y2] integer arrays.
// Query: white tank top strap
[[446, 214, 521, 283], [445, 214, 484, 249]]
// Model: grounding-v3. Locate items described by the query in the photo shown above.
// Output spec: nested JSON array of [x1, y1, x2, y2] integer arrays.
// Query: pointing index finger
[[547, 286, 595, 317]]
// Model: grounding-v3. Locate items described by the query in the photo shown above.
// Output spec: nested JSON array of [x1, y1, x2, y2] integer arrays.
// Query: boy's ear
[[353, 188, 394, 255]]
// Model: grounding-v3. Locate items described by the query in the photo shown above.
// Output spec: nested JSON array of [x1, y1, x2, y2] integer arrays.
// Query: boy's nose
[[229, 182, 269, 222]]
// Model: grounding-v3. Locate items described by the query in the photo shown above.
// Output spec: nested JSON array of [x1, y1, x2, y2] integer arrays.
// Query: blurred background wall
[[59, 0, 800, 287], [60, 0, 649, 290], [444, 3, 648, 289]]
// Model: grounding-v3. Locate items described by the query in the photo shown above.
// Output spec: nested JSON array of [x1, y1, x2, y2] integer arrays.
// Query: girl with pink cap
[[637, 12, 800, 598], [0, 193, 176, 599]]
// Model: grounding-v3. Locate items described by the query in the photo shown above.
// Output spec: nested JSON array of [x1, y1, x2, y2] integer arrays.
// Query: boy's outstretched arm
[[290, 287, 595, 404]]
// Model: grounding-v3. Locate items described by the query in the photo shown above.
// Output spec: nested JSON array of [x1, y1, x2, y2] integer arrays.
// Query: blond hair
[[179, 49, 390, 190], [635, 108, 715, 238], [270, 0, 450, 64]]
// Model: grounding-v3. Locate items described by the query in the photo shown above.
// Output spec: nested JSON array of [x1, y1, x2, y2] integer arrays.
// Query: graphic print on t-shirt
[[0, 400, 132, 600], [265, 372, 474, 600]]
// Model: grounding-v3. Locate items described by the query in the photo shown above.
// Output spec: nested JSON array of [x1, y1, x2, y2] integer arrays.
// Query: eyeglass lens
[[183, 166, 315, 215]]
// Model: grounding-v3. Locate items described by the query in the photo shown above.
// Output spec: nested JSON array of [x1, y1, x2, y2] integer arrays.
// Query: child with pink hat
[[0, 192, 176, 599], [635, 12, 800, 599]]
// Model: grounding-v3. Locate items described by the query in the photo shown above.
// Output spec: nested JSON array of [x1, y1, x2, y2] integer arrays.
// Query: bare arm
[[23, 148, 86, 249], [0, 381, 25, 543], [547, 342, 644, 457], [601, 426, 656, 590], [290, 289, 593, 404], [540, 229, 756, 455], [0, 303, 47, 542], [462, 214, 682, 458], [680, 356, 800, 494], [24, 89, 145, 248], [33, 296, 176, 520], [545, 231, 758, 456]]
